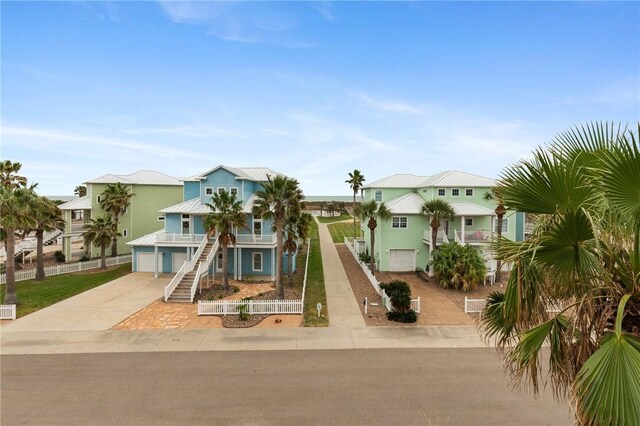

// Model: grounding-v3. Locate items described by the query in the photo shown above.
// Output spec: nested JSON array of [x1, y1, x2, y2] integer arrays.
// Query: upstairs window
[[452, 189, 460, 197], [465, 189, 474, 197], [374, 190, 383, 202], [392, 217, 408, 228], [217, 187, 226, 195], [494, 218, 509, 233], [465, 218, 473, 226], [122, 229, 128, 237], [205, 187, 213, 196], [230, 187, 238, 196], [157, 216, 165, 222], [97, 195, 101, 203], [437, 189, 445, 197]]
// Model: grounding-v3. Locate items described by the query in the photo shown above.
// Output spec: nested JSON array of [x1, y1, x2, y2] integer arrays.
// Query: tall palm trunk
[[100, 245, 107, 270], [35, 228, 45, 281], [430, 218, 439, 277], [221, 245, 229, 291], [275, 217, 284, 299], [368, 219, 376, 275], [4, 229, 18, 305], [352, 192, 357, 239], [111, 217, 118, 257]]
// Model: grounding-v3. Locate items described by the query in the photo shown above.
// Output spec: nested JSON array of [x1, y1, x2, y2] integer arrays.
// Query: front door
[[181, 214, 190, 235]]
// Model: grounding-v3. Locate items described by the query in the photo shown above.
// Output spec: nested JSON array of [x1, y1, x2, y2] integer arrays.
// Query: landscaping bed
[[335, 244, 414, 327]]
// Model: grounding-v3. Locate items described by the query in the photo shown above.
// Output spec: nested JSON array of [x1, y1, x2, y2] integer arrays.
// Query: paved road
[[1, 348, 571, 425]]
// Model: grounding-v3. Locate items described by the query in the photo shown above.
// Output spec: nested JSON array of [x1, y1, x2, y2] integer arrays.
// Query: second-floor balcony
[[423, 229, 450, 245], [454, 230, 493, 244], [156, 233, 207, 244], [235, 233, 277, 245]]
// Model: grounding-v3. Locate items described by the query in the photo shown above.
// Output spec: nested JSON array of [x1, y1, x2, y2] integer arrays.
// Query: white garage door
[[389, 249, 416, 272], [172, 252, 188, 273], [137, 253, 162, 273]]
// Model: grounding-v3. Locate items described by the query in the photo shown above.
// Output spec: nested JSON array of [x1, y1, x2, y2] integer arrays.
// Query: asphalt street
[[1, 348, 572, 425]]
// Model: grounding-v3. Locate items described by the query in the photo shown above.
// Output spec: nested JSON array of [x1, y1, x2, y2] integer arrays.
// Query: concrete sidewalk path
[[0, 273, 169, 332], [316, 218, 366, 327], [0, 324, 486, 354]]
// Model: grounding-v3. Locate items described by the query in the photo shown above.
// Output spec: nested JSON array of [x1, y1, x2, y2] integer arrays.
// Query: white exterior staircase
[[165, 239, 218, 303]]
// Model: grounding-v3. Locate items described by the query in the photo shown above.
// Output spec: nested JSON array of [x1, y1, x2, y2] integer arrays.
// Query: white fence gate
[[464, 297, 487, 313], [0, 255, 132, 285], [198, 299, 303, 315], [0, 304, 16, 320]]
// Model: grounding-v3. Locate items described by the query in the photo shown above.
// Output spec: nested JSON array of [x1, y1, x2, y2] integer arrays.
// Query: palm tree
[[420, 199, 455, 251], [82, 215, 119, 269], [99, 182, 134, 257], [481, 122, 640, 425], [0, 173, 35, 305], [74, 185, 87, 197], [483, 188, 506, 281], [319, 201, 326, 217], [283, 212, 312, 287], [27, 194, 64, 281], [253, 175, 303, 299], [203, 191, 247, 291], [356, 200, 391, 274], [346, 169, 365, 239]]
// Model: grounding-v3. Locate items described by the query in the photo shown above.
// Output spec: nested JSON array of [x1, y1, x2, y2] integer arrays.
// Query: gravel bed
[[195, 285, 241, 302], [335, 245, 414, 327]]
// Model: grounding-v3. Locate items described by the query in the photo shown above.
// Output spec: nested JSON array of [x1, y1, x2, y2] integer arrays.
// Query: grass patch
[[328, 221, 362, 243], [302, 221, 329, 326], [317, 214, 352, 224], [1, 264, 131, 318]]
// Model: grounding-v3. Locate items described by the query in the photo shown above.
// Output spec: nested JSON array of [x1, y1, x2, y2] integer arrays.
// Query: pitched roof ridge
[[427, 170, 456, 186]]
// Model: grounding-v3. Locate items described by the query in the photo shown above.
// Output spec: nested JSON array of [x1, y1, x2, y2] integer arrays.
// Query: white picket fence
[[344, 237, 420, 314], [0, 304, 16, 320], [0, 255, 132, 285], [198, 299, 303, 315]]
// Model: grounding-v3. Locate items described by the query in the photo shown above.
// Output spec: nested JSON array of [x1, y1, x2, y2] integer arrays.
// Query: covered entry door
[[389, 249, 416, 272]]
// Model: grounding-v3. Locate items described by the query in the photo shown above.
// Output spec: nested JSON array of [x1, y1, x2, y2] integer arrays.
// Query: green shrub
[[431, 242, 486, 292], [238, 297, 253, 321], [53, 251, 65, 263], [380, 279, 417, 323], [79, 254, 91, 262], [358, 250, 371, 263]]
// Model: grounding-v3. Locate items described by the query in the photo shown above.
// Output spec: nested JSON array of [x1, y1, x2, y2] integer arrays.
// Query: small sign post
[[316, 302, 322, 317], [363, 297, 368, 315]]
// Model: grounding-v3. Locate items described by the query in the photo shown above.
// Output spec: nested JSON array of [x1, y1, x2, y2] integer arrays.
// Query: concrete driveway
[[0, 273, 170, 332]]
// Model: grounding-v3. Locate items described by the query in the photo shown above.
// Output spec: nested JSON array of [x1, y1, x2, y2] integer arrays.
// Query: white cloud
[[349, 91, 421, 115]]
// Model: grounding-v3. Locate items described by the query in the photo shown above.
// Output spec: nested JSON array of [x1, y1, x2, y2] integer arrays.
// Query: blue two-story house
[[128, 165, 294, 283]]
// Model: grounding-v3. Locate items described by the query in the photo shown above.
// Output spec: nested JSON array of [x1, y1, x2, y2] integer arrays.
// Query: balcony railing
[[456, 230, 493, 244], [235, 233, 277, 244], [423, 229, 449, 245], [156, 233, 207, 244]]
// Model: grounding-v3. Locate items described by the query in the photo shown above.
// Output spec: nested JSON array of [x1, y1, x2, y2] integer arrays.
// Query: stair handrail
[[165, 260, 189, 301], [192, 235, 209, 263], [188, 239, 220, 302]]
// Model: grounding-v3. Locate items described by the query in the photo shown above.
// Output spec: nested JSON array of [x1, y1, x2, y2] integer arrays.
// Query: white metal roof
[[126, 230, 163, 246], [450, 202, 495, 216], [85, 170, 181, 186], [364, 170, 497, 189], [183, 165, 282, 182], [57, 195, 91, 211], [385, 193, 425, 214], [159, 198, 210, 214]]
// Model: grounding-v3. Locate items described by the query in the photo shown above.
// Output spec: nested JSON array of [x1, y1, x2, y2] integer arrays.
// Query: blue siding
[[165, 213, 181, 234], [239, 248, 274, 277], [199, 168, 241, 205], [184, 182, 199, 200], [243, 181, 258, 204], [194, 215, 206, 235]]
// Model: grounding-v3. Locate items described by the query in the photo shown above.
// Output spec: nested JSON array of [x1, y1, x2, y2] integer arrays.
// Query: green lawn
[[317, 214, 353, 224], [0, 264, 131, 318], [327, 221, 362, 243], [302, 221, 329, 326]]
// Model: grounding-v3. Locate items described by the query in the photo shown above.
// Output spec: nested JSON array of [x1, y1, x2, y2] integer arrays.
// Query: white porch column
[[238, 248, 242, 280], [461, 215, 465, 243], [233, 247, 238, 280], [271, 247, 275, 280], [154, 246, 158, 278]]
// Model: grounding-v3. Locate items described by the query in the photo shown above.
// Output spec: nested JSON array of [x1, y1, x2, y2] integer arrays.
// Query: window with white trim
[[157, 216, 165, 222], [437, 189, 445, 197], [205, 187, 213, 196], [122, 229, 128, 237], [97, 195, 101, 203], [392, 217, 408, 228], [230, 187, 238, 196], [217, 187, 226, 194], [465, 218, 473, 226], [494, 218, 509, 233], [252, 252, 263, 271], [465, 189, 474, 197], [452, 189, 460, 196], [374, 190, 382, 202]]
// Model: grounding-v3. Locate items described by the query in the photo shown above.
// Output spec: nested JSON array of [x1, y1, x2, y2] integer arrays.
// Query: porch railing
[[423, 229, 449, 245], [456, 230, 492, 244], [235, 233, 277, 244], [156, 233, 206, 244]]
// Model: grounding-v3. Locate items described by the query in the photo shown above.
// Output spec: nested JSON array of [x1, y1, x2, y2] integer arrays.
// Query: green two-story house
[[359, 170, 525, 272], [58, 170, 183, 261]]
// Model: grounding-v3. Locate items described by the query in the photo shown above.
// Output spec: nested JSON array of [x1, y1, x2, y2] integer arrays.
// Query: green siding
[[88, 183, 182, 257]]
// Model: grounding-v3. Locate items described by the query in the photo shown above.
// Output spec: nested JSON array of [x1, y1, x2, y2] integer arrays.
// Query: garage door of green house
[[389, 249, 416, 271]]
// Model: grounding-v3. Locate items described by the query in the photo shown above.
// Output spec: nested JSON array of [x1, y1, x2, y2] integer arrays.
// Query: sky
[[2, 1, 639, 196]]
